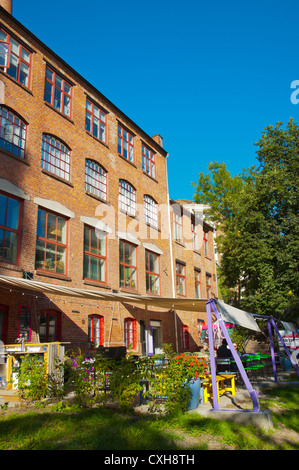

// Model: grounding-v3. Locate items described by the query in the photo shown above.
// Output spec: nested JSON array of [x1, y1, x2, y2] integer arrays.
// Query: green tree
[[193, 119, 299, 320]]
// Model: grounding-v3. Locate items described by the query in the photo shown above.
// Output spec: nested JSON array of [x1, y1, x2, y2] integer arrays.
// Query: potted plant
[[174, 354, 208, 409]]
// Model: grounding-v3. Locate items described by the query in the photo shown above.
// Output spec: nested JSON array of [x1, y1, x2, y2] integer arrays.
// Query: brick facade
[[0, 3, 217, 356]]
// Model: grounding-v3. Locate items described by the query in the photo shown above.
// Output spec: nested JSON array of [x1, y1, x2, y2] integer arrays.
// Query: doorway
[[150, 320, 163, 355]]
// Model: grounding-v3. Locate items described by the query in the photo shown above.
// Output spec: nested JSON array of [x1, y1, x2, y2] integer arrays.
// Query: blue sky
[[12, 0, 299, 201]]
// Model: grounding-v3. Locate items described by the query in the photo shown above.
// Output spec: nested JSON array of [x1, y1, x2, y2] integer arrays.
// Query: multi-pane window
[[144, 195, 158, 228], [203, 229, 209, 257], [0, 106, 26, 158], [173, 211, 182, 243], [0, 28, 31, 87], [197, 319, 206, 343], [85, 98, 106, 143], [145, 250, 160, 295], [85, 159, 107, 200], [19, 305, 32, 341], [83, 225, 107, 283], [119, 240, 137, 290], [142, 144, 156, 179], [124, 318, 137, 349], [118, 124, 134, 162], [39, 310, 61, 342], [181, 325, 190, 350], [44, 66, 72, 117], [0, 41, 11, 69], [41, 134, 70, 181], [206, 273, 212, 299], [88, 314, 104, 347], [35, 208, 67, 275], [192, 220, 198, 250], [176, 261, 186, 296], [195, 269, 201, 298], [0, 192, 21, 265], [119, 180, 136, 216]]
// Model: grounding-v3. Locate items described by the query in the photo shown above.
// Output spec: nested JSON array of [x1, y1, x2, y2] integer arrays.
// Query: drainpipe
[[165, 154, 178, 352]]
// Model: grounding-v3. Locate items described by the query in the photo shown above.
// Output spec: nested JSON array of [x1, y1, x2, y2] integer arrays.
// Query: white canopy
[[0, 275, 207, 313], [215, 299, 261, 332], [281, 321, 298, 334], [0, 275, 262, 332]]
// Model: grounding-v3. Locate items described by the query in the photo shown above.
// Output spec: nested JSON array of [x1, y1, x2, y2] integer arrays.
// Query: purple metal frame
[[263, 316, 299, 381], [207, 299, 260, 412]]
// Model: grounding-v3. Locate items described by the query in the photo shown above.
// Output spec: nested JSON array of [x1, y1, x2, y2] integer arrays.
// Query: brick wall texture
[[0, 5, 217, 356]]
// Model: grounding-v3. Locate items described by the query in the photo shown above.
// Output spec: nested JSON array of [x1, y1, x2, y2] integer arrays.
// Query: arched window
[[85, 159, 107, 200], [0, 106, 26, 158], [88, 314, 104, 347], [119, 180, 136, 216], [144, 195, 158, 228], [124, 318, 137, 350], [39, 309, 61, 342], [41, 134, 71, 181]]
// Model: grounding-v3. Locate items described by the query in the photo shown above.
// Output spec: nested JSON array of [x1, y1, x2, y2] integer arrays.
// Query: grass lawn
[[0, 384, 298, 450]]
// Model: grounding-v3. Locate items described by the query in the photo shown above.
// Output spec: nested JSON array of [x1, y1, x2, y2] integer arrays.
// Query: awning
[[0, 276, 262, 331], [281, 321, 298, 334], [0, 275, 208, 313], [214, 299, 261, 332]]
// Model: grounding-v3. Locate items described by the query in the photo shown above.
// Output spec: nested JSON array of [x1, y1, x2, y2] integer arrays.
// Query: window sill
[[142, 171, 158, 183], [175, 240, 185, 248], [145, 222, 160, 232], [119, 208, 139, 220], [120, 287, 139, 294], [85, 130, 109, 149], [83, 279, 111, 289], [44, 101, 74, 124], [146, 291, 161, 297], [0, 70, 33, 95], [118, 153, 137, 168], [0, 147, 30, 165], [0, 262, 22, 272], [85, 190, 110, 205], [41, 169, 74, 187], [35, 269, 72, 281]]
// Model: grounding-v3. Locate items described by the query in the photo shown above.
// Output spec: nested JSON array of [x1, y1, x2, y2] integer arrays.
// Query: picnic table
[[199, 373, 236, 403]]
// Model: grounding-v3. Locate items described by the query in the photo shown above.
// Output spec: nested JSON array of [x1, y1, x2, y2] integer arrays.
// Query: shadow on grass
[[0, 408, 206, 450], [0, 385, 298, 451]]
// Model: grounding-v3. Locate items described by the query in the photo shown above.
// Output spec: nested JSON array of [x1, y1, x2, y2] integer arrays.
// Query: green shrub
[[146, 344, 206, 414], [16, 354, 49, 401]]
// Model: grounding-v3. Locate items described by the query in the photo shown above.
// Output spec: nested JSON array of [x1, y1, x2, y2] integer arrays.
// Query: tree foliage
[[193, 119, 299, 320]]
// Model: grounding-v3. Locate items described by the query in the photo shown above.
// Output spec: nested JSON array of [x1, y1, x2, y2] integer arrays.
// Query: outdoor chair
[[216, 358, 231, 373]]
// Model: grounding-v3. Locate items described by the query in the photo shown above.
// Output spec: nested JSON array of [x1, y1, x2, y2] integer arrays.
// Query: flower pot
[[187, 377, 202, 410], [280, 356, 293, 371]]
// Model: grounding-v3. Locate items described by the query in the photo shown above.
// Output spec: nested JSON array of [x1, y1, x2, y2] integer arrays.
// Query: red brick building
[[0, 0, 217, 357]]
